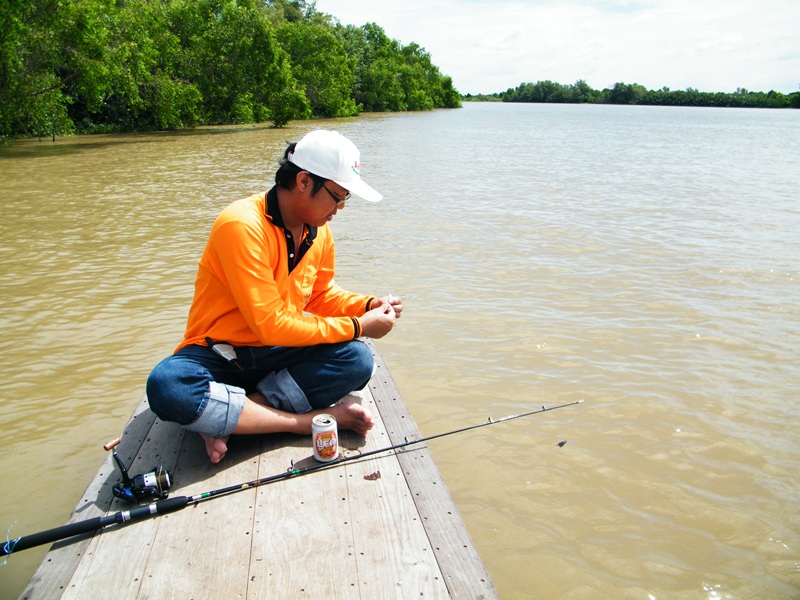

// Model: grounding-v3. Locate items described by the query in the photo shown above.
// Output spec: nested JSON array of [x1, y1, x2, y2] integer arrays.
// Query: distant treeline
[[465, 80, 800, 109], [0, 0, 461, 142]]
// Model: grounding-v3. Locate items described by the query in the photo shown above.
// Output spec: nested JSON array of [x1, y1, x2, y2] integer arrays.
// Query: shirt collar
[[265, 186, 318, 243]]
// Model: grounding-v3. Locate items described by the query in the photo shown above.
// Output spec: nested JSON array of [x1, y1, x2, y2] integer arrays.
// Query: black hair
[[275, 142, 326, 194]]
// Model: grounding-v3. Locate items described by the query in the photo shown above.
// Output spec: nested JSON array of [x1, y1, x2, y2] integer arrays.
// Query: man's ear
[[295, 170, 312, 193]]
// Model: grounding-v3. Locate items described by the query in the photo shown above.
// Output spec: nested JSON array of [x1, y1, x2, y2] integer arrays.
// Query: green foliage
[[333, 23, 461, 112], [462, 93, 503, 102], [168, 0, 309, 126], [276, 21, 358, 118], [498, 80, 799, 109], [1, 0, 461, 141], [0, 0, 77, 140], [86, 0, 200, 131], [606, 82, 648, 105]]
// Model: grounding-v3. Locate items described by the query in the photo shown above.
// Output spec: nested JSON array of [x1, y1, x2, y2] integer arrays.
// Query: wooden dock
[[20, 341, 498, 599]]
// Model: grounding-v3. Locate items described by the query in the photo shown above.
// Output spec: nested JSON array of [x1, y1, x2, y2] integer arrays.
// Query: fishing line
[[3, 522, 18, 566], [1, 399, 583, 557]]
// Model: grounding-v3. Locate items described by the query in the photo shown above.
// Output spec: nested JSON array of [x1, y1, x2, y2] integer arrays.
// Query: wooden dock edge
[[21, 340, 498, 599], [366, 340, 499, 598]]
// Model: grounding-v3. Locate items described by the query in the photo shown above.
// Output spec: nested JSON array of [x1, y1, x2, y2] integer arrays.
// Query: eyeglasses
[[322, 185, 350, 208]]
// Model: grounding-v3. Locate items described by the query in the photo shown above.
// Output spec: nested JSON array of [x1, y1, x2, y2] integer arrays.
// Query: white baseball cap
[[288, 129, 383, 202]]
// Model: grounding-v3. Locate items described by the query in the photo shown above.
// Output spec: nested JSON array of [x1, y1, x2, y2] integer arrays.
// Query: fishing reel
[[104, 438, 172, 503]]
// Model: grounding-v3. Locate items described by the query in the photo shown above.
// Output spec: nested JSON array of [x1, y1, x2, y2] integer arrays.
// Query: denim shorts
[[146, 340, 374, 438]]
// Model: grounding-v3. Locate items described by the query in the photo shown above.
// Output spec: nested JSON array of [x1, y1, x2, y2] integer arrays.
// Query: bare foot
[[200, 433, 229, 464], [230, 394, 375, 439], [328, 402, 375, 437]]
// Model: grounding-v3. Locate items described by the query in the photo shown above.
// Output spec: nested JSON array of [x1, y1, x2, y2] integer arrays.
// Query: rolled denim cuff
[[256, 369, 312, 414], [184, 381, 245, 438]]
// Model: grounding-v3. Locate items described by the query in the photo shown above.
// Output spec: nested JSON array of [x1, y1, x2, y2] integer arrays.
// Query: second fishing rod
[[2, 399, 583, 557]]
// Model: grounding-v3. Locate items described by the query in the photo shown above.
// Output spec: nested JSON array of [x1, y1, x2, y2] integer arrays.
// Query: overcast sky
[[313, 0, 799, 95]]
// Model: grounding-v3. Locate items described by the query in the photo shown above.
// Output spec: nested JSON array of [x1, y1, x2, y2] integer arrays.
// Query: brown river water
[[1, 103, 798, 599]]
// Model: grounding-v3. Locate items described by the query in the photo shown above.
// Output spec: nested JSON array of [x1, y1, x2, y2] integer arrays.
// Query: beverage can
[[312, 414, 339, 462]]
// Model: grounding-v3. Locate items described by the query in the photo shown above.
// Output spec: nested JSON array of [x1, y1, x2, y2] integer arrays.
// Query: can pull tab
[[205, 337, 243, 370]]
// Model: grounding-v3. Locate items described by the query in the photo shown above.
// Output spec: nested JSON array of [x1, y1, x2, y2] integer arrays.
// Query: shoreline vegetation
[[3, 2, 797, 145], [464, 80, 800, 109], [1, 0, 460, 143]]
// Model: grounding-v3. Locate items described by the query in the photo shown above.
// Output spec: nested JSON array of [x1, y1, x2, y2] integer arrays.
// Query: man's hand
[[372, 295, 403, 319], [358, 300, 398, 338]]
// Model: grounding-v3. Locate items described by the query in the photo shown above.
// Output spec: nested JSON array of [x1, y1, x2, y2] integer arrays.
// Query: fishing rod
[[2, 399, 583, 557]]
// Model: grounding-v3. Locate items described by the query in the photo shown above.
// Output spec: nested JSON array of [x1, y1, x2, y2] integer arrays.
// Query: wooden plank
[[366, 340, 499, 599], [132, 433, 262, 599], [59, 419, 186, 599], [342, 387, 450, 599], [20, 396, 162, 600], [346, 452, 450, 598], [247, 387, 450, 599], [248, 433, 357, 598]]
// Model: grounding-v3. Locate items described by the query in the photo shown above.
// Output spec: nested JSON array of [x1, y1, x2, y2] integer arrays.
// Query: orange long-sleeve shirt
[[177, 188, 372, 352]]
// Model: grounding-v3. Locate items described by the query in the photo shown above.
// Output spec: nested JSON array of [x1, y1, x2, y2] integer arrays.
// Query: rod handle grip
[[1, 516, 105, 556], [1, 497, 191, 557]]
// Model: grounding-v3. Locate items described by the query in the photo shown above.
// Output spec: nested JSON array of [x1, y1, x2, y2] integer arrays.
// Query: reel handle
[[103, 436, 173, 503], [104, 437, 121, 451]]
